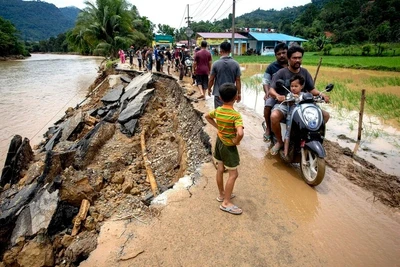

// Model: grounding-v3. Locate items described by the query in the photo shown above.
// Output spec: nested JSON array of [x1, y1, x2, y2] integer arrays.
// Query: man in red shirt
[[173, 46, 181, 72], [193, 41, 212, 99]]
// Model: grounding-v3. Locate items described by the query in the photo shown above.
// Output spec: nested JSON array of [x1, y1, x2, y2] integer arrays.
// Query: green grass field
[[215, 54, 400, 71]]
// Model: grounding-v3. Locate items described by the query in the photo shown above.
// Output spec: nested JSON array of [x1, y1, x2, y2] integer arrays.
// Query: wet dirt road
[[81, 82, 400, 266]]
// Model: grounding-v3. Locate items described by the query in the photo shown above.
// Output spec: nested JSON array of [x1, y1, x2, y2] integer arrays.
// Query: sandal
[[216, 194, 236, 202], [220, 205, 243, 215], [263, 134, 271, 142], [270, 143, 282, 156]]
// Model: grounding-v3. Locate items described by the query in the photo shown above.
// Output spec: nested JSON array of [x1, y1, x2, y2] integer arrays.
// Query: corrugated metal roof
[[248, 32, 307, 42], [197, 32, 248, 39]]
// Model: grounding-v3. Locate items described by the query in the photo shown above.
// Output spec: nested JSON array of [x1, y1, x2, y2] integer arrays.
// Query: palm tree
[[72, 0, 135, 57], [66, 29, 91, 55]]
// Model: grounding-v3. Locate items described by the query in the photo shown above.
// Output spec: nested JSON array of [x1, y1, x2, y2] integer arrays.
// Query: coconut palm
[[71, 0, 135, 57], [66, 29, 91, 55]]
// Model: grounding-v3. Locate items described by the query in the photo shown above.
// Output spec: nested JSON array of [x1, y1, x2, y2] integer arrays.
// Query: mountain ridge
[[0, 0, 80, 41]]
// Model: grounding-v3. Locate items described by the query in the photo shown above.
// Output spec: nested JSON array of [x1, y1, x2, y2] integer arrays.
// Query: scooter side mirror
[[325, 84, 334, 92]]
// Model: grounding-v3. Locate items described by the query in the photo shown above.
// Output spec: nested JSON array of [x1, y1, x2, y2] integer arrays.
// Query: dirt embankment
[[324, 140, 400, 207]]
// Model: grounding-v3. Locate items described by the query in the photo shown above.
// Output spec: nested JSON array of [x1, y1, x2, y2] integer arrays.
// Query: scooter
[[265, 79, 334, 186], [184, 57, 193, 77]]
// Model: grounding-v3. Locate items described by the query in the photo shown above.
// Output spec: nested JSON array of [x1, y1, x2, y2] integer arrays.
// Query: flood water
[[0, 54, 103, 168]]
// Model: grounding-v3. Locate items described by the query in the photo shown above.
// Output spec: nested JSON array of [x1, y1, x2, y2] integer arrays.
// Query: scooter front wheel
[[300, 148, 325, 186]]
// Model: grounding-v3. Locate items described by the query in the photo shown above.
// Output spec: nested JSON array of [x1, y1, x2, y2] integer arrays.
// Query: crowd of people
[[117, 44, 202, 77], [117, 40, 330, 216]]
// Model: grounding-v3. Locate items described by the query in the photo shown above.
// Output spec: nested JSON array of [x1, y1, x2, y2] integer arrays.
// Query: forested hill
[[231, 0, 400, 44], [0, 0, 80, 41]]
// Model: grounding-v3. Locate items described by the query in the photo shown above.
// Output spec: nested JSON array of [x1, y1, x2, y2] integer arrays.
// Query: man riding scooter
[[268, 45, 330, 156]]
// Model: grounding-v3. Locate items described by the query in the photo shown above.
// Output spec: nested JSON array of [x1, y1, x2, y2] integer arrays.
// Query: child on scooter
[[284, 74, 305, 157]]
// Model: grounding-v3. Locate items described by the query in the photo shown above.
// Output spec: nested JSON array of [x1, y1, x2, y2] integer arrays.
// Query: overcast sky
[[42, 0, 312, 29]]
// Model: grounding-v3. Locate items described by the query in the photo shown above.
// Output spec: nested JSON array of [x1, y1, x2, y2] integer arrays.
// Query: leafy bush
[[303, 42, 317, 52], [323, 44, 332, 55], [362, 44, 372, 55]]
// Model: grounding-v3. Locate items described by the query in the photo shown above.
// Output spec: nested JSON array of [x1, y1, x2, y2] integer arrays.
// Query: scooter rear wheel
[[300, 148, 325, 186]]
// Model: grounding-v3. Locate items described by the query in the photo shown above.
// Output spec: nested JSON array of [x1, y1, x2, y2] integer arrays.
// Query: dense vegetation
[[0, 16, 28, 57], [0, 0, 79, 41], [67, 0, 153, 56], [180, 0, 400, 50]]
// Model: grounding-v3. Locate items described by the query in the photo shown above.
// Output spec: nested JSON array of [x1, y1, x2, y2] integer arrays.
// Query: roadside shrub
[[362, 44, 372, 55], [303, 41, 317, 52], [323, 44, 332, 55]]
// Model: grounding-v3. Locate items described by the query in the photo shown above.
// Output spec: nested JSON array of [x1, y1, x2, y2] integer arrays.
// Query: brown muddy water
[[0, 54, 103, 169], [240, 64, 400, 176]]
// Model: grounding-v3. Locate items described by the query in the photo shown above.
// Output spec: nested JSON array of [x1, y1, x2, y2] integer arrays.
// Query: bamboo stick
[[71, 199, 90, 236], [140, 128, 159, 196], [313, 57, 323, 84], [353, 89, 366, 154]]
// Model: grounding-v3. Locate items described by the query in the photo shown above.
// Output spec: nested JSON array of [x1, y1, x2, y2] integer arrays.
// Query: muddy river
[[0, 54, 102, 169]]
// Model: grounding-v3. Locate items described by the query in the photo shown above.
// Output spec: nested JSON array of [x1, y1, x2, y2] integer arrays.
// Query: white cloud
[[43, 0, 311, 29]]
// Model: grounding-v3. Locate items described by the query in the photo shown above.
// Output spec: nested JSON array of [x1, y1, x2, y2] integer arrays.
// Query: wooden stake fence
[[313, 57, 323, 83], [353, 89, 366, 154]]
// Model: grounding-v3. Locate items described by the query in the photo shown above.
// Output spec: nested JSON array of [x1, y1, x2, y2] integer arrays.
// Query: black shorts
[[213, 137, 240, 169], [195, 74, 209, 89]]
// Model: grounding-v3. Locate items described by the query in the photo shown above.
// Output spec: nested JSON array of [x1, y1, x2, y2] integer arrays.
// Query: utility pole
[[185, 4, 193, 53], [231, 0, 236, 57]]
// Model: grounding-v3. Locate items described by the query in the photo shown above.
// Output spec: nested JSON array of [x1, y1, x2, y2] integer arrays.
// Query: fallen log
[[71, 199, 90, 236]]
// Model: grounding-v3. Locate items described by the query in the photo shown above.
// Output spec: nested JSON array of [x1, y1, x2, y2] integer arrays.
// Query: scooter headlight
[[302, 107, 319, 129]]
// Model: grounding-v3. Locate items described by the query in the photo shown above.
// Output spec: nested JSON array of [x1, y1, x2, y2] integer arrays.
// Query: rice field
[[240, 63, 400, 127], [223, 54, 400, 71]]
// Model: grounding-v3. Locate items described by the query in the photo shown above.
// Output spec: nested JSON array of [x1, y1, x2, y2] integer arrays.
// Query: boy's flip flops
[[216, 194, 236, 202], [220, 205, 243, 215]]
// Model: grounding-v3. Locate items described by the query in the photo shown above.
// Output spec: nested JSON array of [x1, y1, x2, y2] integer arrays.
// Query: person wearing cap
[[193, 41, 212, 99], [178, 45, 186, 80], [158, 46, 165, 73], [128, 45, 135, 67], [208, 41, 241, 108], [165, 46, 172, 75], [173, 46, 180, 72]]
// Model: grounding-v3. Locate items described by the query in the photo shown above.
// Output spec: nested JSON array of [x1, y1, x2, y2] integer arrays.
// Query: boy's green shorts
[[213, 137, 240, 169]]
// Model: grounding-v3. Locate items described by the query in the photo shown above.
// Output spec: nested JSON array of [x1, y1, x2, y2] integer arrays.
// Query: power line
[[215, 3, 233, 20], [192, 0, 211, 17], [196, 0, 224, 21], [190, 0, 204, 17], [178, 5, 188, 28], [209, 0, 226, 21], [192, 0, 217, 19], [214, 0, 241, 20]]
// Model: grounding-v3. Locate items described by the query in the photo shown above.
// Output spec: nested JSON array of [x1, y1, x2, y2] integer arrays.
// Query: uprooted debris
[[0, 67, 211, 266]]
